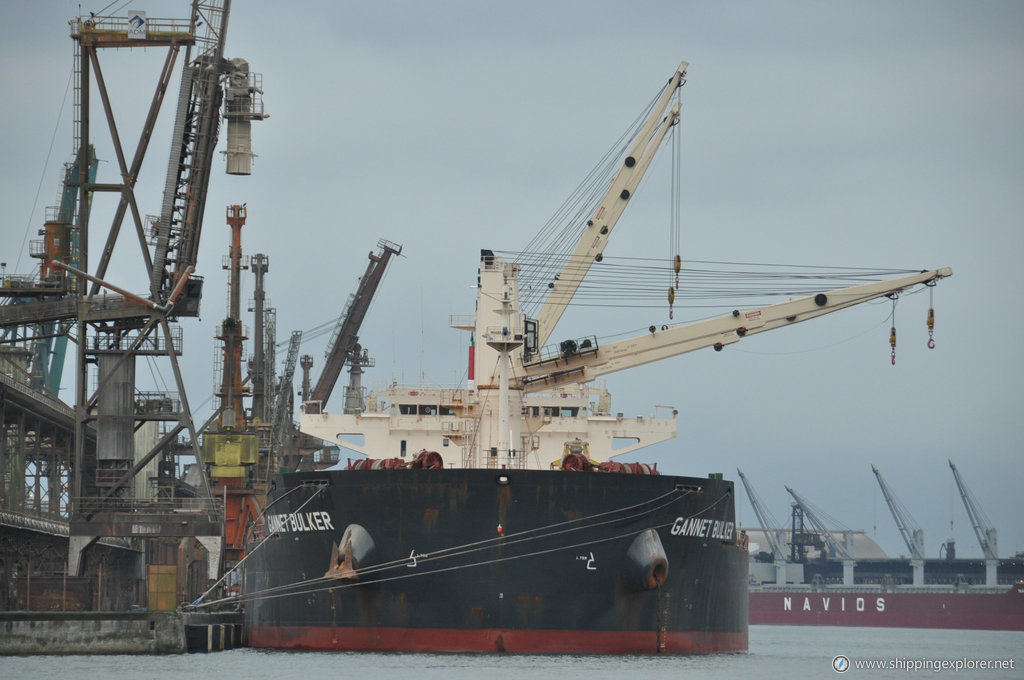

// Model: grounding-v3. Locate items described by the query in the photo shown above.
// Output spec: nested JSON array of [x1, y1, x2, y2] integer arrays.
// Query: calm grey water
[[1, 626, 1021, 679]]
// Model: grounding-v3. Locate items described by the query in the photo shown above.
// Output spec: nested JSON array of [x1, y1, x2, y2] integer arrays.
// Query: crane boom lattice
[[310, 240, 402, 407], [736, 468, 785, 560], [948, 459, 997, 561], [871, 464, 925, 560]]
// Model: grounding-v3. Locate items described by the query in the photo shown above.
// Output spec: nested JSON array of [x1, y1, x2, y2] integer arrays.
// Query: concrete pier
[[0, 611, 244, 655]]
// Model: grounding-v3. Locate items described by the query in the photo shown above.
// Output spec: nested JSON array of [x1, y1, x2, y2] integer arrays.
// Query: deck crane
[[515, 267, 951, 394], [489, 64, 950, 463], [307, 240, 402, 411], [533, 62, 687, 348], [299, 62, 954, 472], [737, 469, 788, 584], [948, 459, 999, 585], [871, 464, 925, 585], [785, 485, 857, 586]]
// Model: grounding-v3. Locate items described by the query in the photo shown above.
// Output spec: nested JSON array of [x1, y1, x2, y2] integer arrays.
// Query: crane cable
[[515, 90, 663, 317], [668, 87, 683, 320]]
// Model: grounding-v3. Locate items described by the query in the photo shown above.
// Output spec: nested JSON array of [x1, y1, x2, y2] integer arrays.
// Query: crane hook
[[927, 307, 935, 349], [888, 294, 898, 365], [926, 285, 937, 349]]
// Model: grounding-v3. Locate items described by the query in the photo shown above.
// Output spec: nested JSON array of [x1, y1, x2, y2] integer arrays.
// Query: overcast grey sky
[[2, 1, 1022, 561]]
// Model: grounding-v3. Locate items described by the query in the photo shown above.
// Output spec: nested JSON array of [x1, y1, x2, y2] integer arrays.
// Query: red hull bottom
[[249, 625, 748, 654]]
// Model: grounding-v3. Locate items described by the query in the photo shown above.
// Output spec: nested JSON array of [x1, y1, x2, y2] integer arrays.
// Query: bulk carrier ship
[[239, 62, 952, 653]]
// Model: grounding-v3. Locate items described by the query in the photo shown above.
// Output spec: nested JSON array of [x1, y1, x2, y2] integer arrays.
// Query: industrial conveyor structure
[[0, 2, 269, 579]]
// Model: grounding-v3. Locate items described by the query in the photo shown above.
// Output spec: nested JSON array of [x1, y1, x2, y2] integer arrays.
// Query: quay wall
[[0, 611, 243, 655]]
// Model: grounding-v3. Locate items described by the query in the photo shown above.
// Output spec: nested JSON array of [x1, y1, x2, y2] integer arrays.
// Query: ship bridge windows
[[542, 406, 579, 418], [400, 404, 456, 416]]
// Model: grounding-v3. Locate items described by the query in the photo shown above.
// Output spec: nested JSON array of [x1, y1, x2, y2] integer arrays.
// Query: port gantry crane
[[948, 459, 999, 586], [58, 1, 266, 578], [871, 464, 926, 585], [737, 469, 789, 585], [785, 485, 857, 586]]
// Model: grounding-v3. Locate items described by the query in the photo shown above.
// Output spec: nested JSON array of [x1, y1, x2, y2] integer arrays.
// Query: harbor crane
[[737, 469, 788, 584], [269, 330, 302, 468], [785, 485, 856, 585], [871, 464, 925, 585], [948, 459, 999, 585], [56, 0, 267, 579], [308, 240, 402, 410]]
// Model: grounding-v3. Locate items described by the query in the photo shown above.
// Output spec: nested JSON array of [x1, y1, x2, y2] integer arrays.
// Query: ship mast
[[484, 271, 524, 468]]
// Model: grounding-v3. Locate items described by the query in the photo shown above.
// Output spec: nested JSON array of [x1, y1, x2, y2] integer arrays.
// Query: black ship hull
[[242, 468, 748, 653]]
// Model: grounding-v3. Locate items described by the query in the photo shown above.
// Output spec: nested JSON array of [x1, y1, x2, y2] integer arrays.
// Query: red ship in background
[[739, 465, 1024, 631], [749, 582, 1023, 630]]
